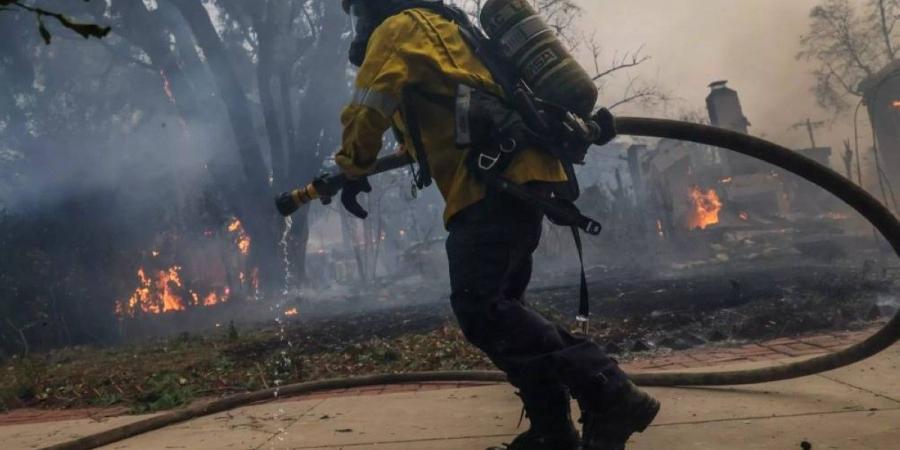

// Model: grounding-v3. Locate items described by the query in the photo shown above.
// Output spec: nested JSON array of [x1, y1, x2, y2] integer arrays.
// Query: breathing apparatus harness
[[341, 0, 618, 331], [399, 1, 614, 331]]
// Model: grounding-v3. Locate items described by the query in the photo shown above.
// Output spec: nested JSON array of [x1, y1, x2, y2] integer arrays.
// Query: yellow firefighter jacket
[[334, 8, 568, 225]]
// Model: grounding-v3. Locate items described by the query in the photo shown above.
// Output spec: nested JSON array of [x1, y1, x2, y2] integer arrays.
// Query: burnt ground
[[1, 261, 896, 413], [277, 261, 897, 357], [536, 262, 897, 354]]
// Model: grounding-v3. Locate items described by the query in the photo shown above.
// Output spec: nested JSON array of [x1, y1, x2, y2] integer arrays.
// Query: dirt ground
[[1, 259, 896, 414]]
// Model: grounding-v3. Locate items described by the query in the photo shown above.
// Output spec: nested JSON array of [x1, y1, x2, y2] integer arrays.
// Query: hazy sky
[[580, 0, 869, 156]]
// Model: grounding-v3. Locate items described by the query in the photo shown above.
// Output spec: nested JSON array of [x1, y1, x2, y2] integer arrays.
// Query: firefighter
[[335, 1, 660, 449]]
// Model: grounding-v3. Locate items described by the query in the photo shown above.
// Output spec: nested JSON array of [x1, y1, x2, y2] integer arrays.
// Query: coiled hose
[[42, 118, 900, 450]]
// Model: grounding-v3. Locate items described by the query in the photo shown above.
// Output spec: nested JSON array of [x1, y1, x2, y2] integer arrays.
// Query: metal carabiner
[[499, 138, 518, 154], [478, 152, 501, 171]]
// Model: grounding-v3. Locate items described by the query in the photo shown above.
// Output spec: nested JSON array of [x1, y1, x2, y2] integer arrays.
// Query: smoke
[[0, 11, 251, 351], [580, 0, 871, 154], [0, 42, 233, 218], [1, 0, 891, 357]]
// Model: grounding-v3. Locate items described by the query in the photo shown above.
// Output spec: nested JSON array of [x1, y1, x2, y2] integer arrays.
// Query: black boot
[[488, 385, 581, 450], [489, 428, 580, 450], [579, 380, 660, 450]]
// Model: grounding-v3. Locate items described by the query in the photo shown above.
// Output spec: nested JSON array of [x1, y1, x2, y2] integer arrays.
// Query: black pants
[[447, 191, 628, 416]]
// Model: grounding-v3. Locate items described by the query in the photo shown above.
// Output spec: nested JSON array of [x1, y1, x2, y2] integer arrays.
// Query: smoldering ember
[[1, 1, 899, 449]]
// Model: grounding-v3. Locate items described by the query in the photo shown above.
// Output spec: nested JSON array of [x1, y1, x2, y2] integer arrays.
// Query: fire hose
[[42, 117, 900, 450]]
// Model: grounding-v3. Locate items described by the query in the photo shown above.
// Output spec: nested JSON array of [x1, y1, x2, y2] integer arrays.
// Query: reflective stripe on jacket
[[334, 8, 568, 225]]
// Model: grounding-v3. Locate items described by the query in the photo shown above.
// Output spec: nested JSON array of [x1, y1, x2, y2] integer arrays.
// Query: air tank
[[480, 0, 598, 118]]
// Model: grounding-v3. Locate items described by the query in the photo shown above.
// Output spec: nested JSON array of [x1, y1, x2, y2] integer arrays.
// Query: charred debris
[[111, 81, 898, 352]]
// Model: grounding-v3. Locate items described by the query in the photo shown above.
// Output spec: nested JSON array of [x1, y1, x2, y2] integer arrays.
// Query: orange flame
[[228, 218, 251, 255], [688, 186, 723, 230], [160, 266, 185, 312], [285, 308, 299, 317], [159, 70, 190, 133], [117, 266, 186, 317], [160, 70, 176, 104], [116, 265, 232, 318], [892, 100, 900, 109], [203, 292, 223, 306]]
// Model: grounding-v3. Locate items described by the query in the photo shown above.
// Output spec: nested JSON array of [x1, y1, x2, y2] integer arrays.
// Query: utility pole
[[790, 118, 826, 149], [805, 118, 817, 149], [871, 137, 899, 213], [842, 140, 854, 180]]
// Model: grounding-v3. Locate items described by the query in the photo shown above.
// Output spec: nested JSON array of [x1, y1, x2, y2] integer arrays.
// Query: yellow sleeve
[[335, 13, 431, 178]]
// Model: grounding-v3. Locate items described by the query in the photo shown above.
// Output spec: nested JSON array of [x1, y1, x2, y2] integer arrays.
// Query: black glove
[[592, 108, 617, 146], [340, 177, 372, 219], [311, 174, 342, 206]]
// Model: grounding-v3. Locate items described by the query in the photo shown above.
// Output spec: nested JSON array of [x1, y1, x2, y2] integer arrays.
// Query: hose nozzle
[[275, 184, 321, 217]]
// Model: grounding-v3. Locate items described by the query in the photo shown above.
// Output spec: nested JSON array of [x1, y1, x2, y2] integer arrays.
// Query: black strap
[[401, 87, 433, 189], [486, 176, 602, 236], [402, 3, 593, 332], [455, 22, 517, 96], [571, 226, 590, 334], [412, 88, 456, 110], [483, 175, 595, 333]]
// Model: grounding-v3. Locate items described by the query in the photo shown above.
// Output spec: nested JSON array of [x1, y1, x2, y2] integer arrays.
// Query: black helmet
[[342, 0, 443, 14], [345, 0, 445, 67], [346, 0, 383, 67]]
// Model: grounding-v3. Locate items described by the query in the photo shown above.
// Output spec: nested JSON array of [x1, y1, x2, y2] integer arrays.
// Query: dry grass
[[0, 322, 492, 413]]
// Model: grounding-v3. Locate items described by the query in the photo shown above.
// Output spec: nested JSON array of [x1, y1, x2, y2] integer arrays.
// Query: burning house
[[617, 80, 860, 253], [633, 82, 790, 240], [859, 59, 900, 182], [642, 138, 721, 237]]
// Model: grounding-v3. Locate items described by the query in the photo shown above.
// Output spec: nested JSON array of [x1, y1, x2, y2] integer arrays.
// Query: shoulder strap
[[391, 2, 518, 96], [401, 86, 433, 189], [571, 226, 591, 335], [447, 12, 519, 96]]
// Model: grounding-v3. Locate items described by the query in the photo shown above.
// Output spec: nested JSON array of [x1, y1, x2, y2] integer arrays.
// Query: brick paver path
[[621, 328, 876, 371]]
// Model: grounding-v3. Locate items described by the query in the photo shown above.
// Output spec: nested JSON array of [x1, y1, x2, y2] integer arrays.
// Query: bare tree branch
[[825, 61, 864, 96], [607, 75, 671, 111], [452, 0, 666, 111], [873, 0, 897, 60], [3, 0, 110, 45], [592, 45, 651, 81]]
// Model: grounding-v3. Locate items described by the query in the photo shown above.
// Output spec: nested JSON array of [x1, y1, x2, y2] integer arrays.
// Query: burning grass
[[113, 217, 254, 319], [1, 263, 894, 414]]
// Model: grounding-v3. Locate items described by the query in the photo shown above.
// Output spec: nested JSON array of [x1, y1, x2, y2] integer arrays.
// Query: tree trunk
[[167, 0, 282, 295], [876, 0, 896, 61], [250, 1, 288, 191], [287, 0, 349, 284]]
